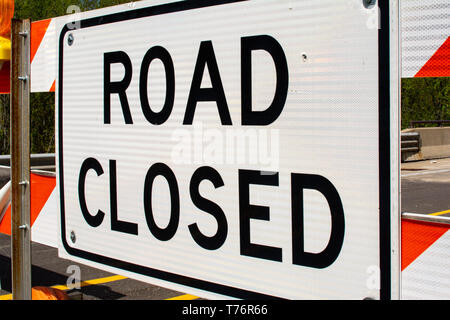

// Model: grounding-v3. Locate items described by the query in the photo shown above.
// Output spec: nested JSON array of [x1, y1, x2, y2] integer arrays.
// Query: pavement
[[401, 157, 450, 216]]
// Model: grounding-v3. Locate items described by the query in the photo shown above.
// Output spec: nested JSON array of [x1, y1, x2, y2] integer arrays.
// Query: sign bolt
[[363, 0, 376, 9], [68, 33, 74, 46], [301, 53, 308, 62], [70, 230, 76, 243], [18, 224, 29, 231]]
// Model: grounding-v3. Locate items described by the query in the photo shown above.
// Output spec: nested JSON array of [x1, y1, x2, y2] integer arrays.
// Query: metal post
[[10, 18, 31, 300]]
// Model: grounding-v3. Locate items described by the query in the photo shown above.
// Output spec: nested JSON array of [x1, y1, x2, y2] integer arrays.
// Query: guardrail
[[401, 132, 420, 162], [409, 120, 450, 128], [402, 212, 450, 225], [0, 153, 55, 170]]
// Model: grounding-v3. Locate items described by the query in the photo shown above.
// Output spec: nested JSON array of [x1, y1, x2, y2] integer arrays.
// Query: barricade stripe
[[30, 18, 52, 64], [414, 37, 450, 77], [49, 79, 56, 92], [0, 173, 55, 235], [401, 219, 449, 271]]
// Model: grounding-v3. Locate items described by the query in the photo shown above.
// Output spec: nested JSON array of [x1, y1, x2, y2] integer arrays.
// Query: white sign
[[57, 0, 399, 299]]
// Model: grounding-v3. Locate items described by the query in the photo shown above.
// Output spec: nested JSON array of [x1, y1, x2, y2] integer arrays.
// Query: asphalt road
[[0, 158, 449, 300], [401, 157, 450, 217]]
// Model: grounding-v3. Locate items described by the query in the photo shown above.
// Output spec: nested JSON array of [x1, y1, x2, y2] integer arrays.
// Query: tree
[[401, 77, 450, 129], [13, 0, 134, 21]]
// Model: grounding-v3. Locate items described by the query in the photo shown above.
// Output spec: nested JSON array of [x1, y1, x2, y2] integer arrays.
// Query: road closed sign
[[57, 0, 400, 299]]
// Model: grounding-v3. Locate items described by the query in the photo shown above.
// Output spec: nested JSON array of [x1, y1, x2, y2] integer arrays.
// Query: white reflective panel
[[57, 0, 399, 300]]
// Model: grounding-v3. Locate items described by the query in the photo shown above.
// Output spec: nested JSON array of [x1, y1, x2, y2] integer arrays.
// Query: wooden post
[[10, 18, 31, 300]]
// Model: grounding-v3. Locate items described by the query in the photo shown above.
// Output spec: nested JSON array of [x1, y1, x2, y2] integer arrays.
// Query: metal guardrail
[[409, 120, 450, 128], [402, 212, 450, 225], [0, 153, 55, 170], [401, 132, 420, 153]]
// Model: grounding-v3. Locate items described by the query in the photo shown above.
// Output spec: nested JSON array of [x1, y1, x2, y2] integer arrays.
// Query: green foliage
[[30, 92, 55, 153], [0, 95, 9, 155], [0, 92, 56, 155], [13, 0, 134, 21], [401, 77, 450, 129]]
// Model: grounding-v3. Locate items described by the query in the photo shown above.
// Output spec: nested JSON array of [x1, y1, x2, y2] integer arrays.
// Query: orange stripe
[[415, 37, 450, 78], [401, 219, 449, 271], [30, 19, 52, 63], [0, 173, 56, 235], [49, 79, 56, 92], [30, 174, 56, 227]]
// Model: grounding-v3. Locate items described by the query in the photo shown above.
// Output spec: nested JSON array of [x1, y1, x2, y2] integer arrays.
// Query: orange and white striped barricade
[[401, 0, 450, 78], [0, 171, 57, 247], [401, 213, 450, 299]]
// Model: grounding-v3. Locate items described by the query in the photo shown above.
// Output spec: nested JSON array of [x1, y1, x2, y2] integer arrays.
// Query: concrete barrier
[[402, 127, 450, 162]]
